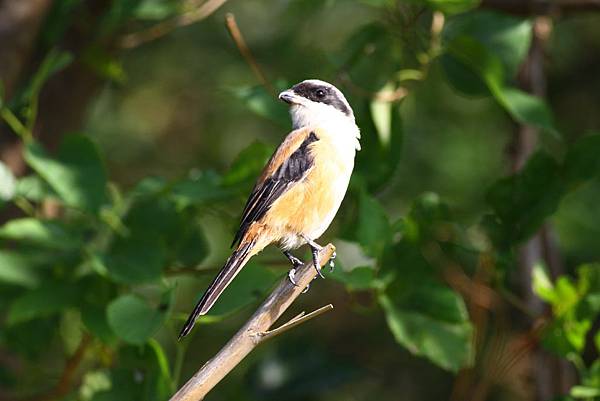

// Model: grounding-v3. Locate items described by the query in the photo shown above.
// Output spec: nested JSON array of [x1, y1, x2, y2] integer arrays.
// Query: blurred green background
[[0, 1, 599, 400]]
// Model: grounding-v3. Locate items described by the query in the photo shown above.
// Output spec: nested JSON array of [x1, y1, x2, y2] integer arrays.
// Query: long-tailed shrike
[[179, 79, 360, 338]]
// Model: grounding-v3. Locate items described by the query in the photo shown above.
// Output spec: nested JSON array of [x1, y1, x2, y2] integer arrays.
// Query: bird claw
[[329, 251, 336, 272], [288, 268, 299, 286], [314, 263, 325, 279], [289, 268, 312, 293]]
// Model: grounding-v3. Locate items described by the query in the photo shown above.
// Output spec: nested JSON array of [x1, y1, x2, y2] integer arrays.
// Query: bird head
[[279, 80, 355, 130]]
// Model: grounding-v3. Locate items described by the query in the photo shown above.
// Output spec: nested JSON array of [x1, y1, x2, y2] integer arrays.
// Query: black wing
[[231, 132, 319, 247]]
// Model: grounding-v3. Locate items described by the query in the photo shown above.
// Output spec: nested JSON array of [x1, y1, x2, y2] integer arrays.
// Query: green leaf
[[442, 10, 532, 90], [335, 23, 401, 91], [356, 191, 391, 257], [122, 196, 209, 267], [500, 88, 558, 137], [134, 0, 180, 20], [98, 0, 145, 37], [379, 282, 473, 371], [446, 36, 559, 137], [81, 304, 117, 344], [221, 141, 274, 188], [0, 161, 16, 202], [208, 262, 278, 316], [171, 170, 231, 207], [570, 386, 600, 399], [82, 45, 127, 83], [232, 85, 289, 127], [532, 263, 555, 303], [15, 175, 57, 201], [484, 151, 564, 247], [0, 218, 82, 250], [0, 250, 41, 288], [425, 0, 480, 14], [39, 0, 82, 45], [329, 266, 376, 291], [171, 221, 210, 267], [20, 49, 74, 105], [564, 134, 600, 184], [7, 281, 82, 325], [24, 135, 108, 212], [102, 232, 166, 284], [91, 341, 172, 400], [107, 295, 166, 345], [537, 264, 600, 356]]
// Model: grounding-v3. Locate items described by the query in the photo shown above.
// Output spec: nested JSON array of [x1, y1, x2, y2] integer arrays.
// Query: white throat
[[289, 103, 361, 151]]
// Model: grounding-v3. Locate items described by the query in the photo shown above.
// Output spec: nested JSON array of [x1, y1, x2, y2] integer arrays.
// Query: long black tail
[[178, 241, 255, 339]]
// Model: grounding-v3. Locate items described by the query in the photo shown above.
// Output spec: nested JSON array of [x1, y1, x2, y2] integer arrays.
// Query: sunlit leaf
[[532, 263, 555, 303], [0, 218, 82, 250], [446, 36, 559, 137], [0, 251, 41, 288], [0, 161, 16, 202], [570, 386, 600, 399], [15, 175, 57, 201], [442, 10, 532, 90], [133, 0, 180, 20]]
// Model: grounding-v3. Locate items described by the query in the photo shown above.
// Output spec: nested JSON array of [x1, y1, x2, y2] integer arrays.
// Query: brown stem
[[23, 333, 92, 401], [119, 0, 229, 49], [508, 17, 576, 401], [170, 244, 336, 401], [224, 13, 275, 96], [480, 0, 600, 16]]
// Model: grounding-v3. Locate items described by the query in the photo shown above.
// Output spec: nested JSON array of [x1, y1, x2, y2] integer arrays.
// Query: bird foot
[[328, 251, 336, 272], [288, 268, 299, 286], [288, 268, 312, 293]]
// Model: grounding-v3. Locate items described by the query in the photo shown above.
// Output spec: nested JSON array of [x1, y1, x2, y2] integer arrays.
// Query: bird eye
[[315, 89, 326, 98]]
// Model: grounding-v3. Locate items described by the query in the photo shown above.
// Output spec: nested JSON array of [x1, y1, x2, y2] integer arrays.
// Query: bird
[[178, 79, 360, 339]]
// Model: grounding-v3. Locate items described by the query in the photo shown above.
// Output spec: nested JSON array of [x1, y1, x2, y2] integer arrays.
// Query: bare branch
[[224, 13, 275, 96], [170, 244, 336, 401], [257, 304, 334, 342], [480, 0, 600, 16], [119, 0, 229, 49]]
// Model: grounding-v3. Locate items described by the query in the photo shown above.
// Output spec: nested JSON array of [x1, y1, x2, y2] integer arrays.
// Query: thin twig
[[256, 304, 334, 342], [224, 13, 275, 95], [119, 0, 229, 49], [170, 244, 336, 401]]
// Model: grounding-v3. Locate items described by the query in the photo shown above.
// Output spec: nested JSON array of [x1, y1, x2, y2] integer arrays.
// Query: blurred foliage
[[0, 0, 599, 400]]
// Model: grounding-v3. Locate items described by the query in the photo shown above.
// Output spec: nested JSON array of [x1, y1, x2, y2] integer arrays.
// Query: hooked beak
[[278, 90, 300, 105]]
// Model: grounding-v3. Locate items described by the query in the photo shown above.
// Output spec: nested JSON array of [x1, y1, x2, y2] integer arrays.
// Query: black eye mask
[[292, 82, 352, 117]]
